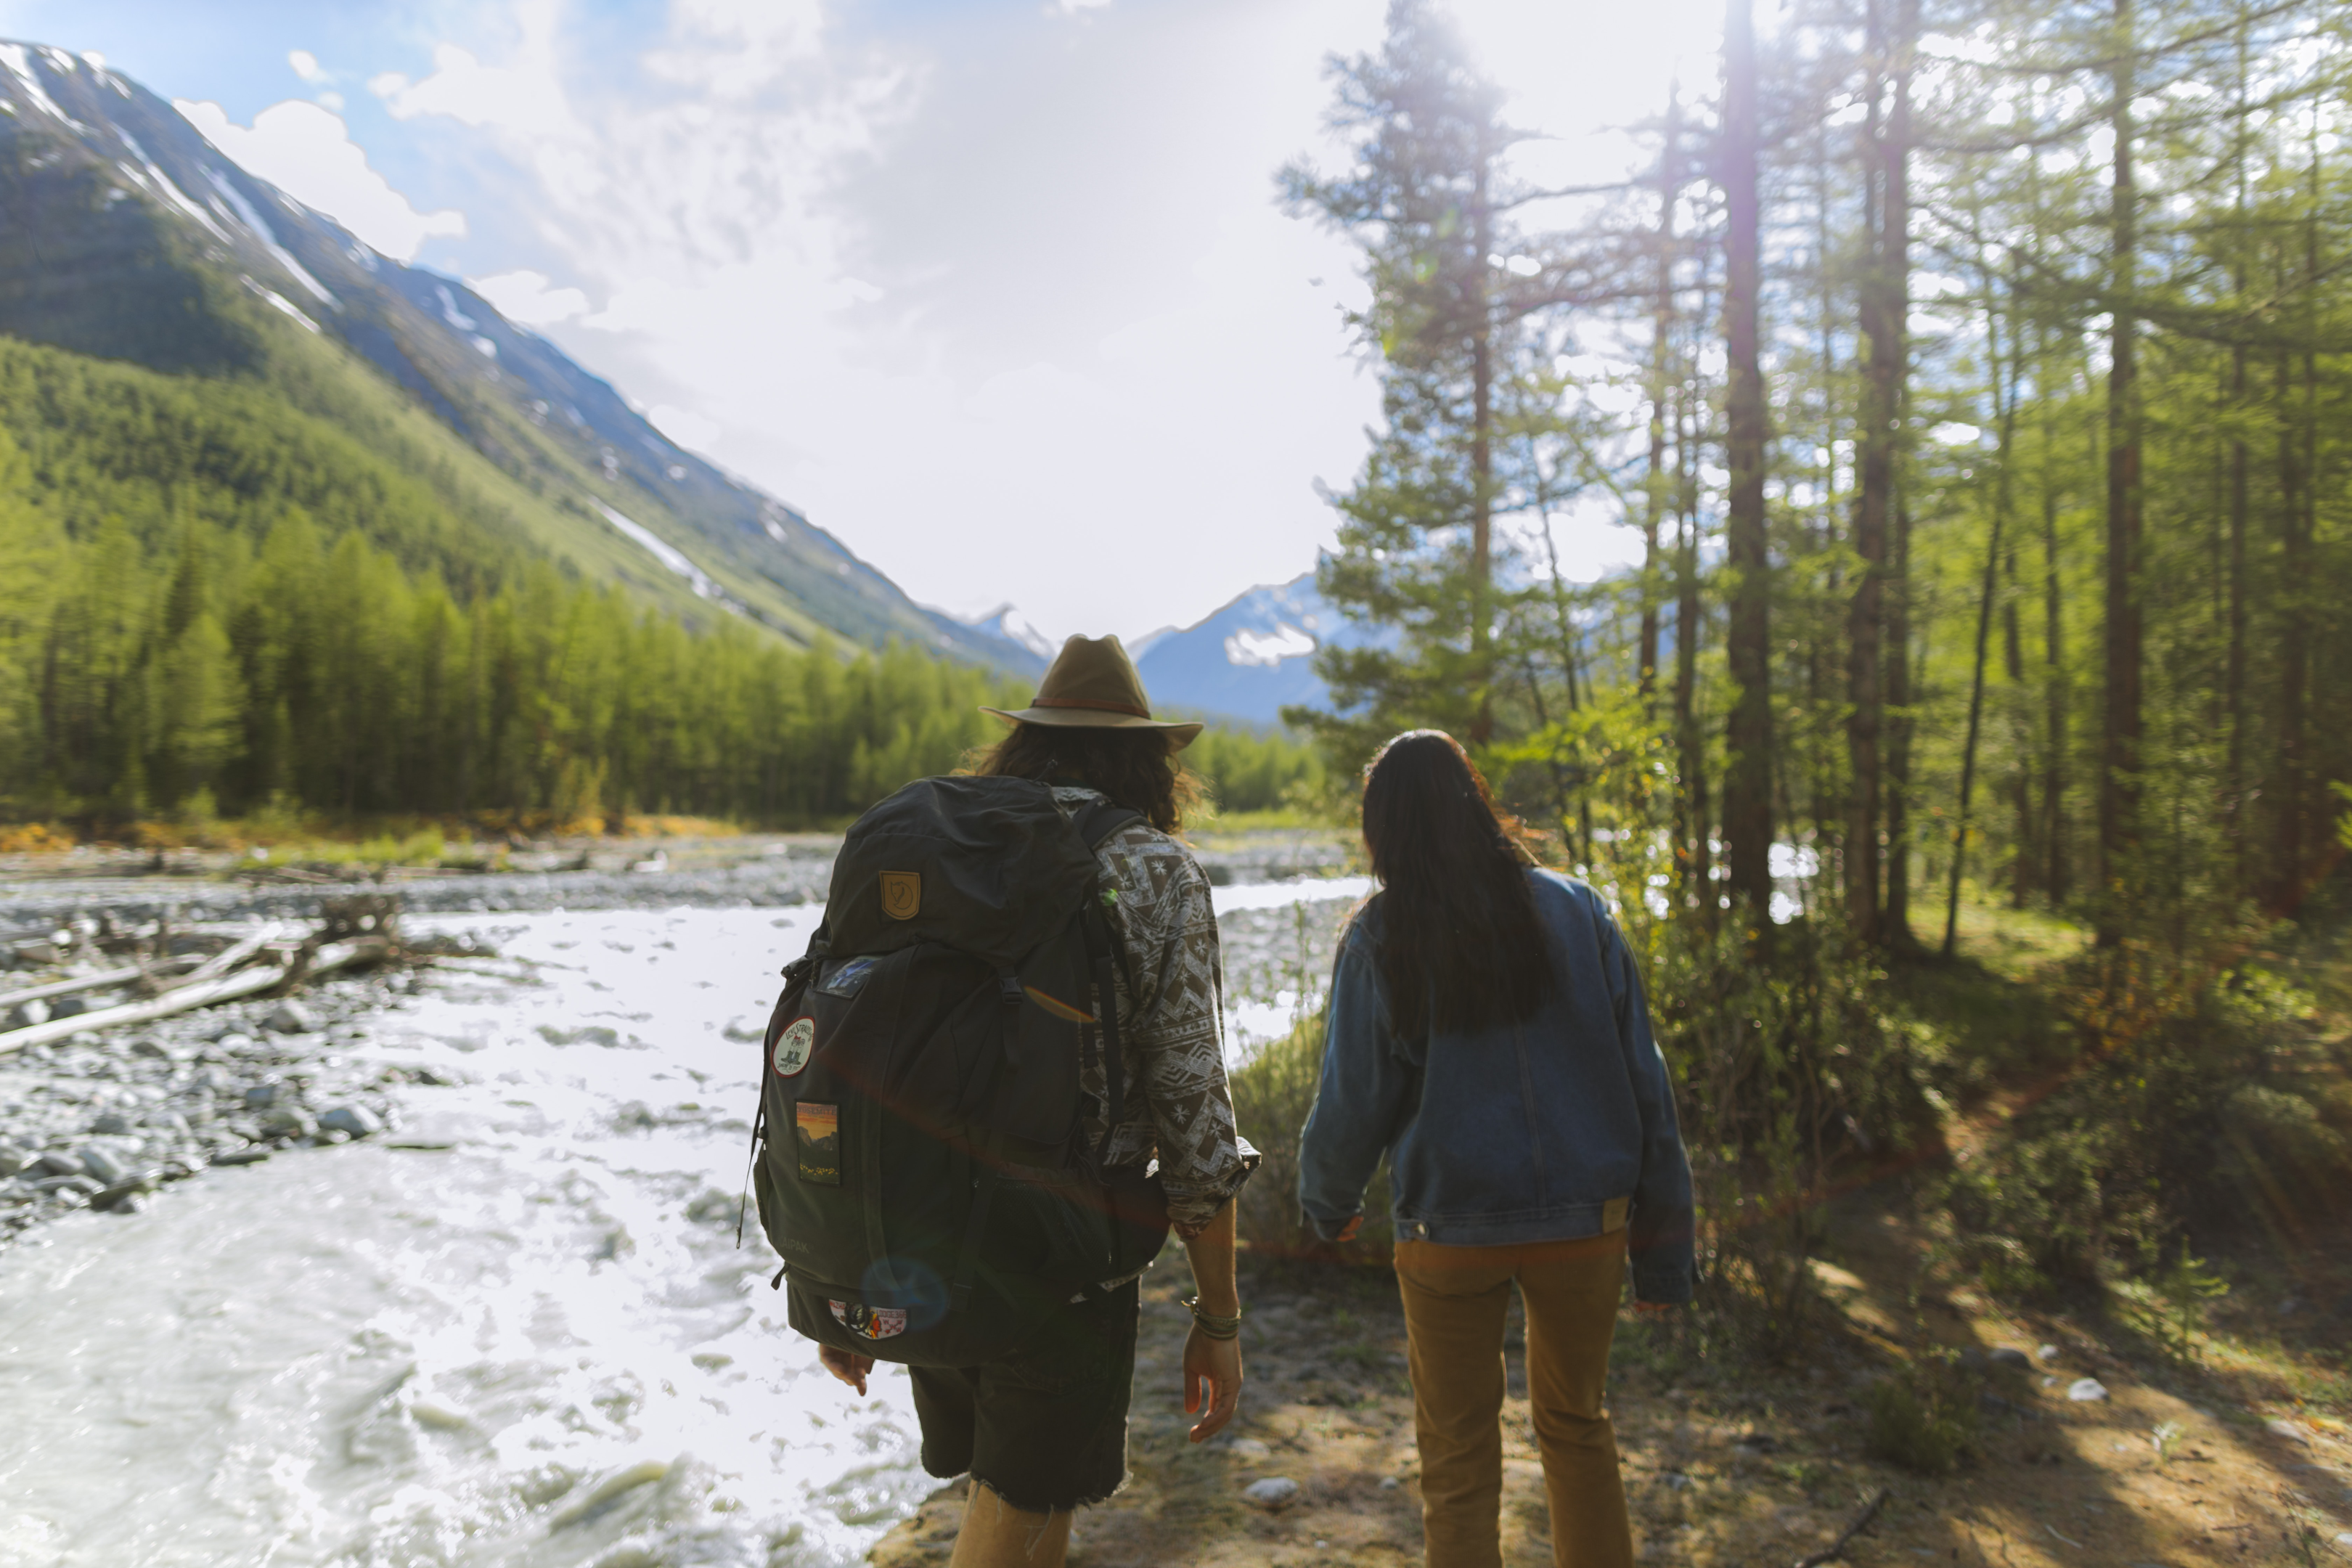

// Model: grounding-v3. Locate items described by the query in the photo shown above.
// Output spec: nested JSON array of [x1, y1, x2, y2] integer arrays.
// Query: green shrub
[[1227, 1010, 1393, 1261], [1863, 1352, 1979, 1474]]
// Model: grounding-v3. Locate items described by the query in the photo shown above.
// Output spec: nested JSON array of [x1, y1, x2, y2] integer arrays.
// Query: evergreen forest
[[1255, 0, 2352, 1352], [0, 337, 1315, 828], [1285, 0, 2348, 952]]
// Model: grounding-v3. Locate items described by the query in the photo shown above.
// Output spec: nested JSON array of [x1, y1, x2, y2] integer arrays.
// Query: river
[[0, 877, 1364, 1568]]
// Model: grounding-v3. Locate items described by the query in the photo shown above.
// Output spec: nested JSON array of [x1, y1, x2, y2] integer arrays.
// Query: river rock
[[5, 999, 49, 1029], [214, 1148, 271, 1166], [34, 1151, 86, 1178], [258, 1107, 318, 1140], [91, 1111, 134, 1135], [264, 1002, 317, 1034], [2066, 1379, 2109, 1402], [0, 1144, 31, 1177], [319, 1105, 380, 1138], [244, 1081, 282, 1110], [1242, 1477, 1301, 1508], [1990, 1347, 2033, 1368], [48, 995, 90, 1019], [75, 1145, 132, 1185]]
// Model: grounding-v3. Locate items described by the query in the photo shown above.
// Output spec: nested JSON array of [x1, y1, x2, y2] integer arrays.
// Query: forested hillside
[[0, 41, 1054, 669]]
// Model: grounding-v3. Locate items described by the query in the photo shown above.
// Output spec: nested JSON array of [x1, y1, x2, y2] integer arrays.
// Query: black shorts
[[907, 1279, 1140, 1512]]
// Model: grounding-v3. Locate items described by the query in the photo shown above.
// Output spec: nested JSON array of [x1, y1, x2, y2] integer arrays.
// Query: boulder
[[264, 1002, 318, 1034], [1242, 1478, 1300, 1508], [319, 1105, 382, 1138], [75, 1145, 133, 1185], [2066, 1378, 2109, 1402], [258, 1107, 318, 1140]]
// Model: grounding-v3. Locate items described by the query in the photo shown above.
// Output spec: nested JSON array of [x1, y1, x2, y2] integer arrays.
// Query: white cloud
[[288, 49, 328, 84], [467, 268, 589, 325], [176, 97, 465, 263], [361, 0, 1391, 637]]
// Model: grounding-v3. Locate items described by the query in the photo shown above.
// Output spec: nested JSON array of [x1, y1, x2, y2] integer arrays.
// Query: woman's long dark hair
[[1357, 730, 1551, 1035], [970, 722, 1202, 834]]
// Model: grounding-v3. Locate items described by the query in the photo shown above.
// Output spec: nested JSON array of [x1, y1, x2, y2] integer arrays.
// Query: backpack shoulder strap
[[1071, 797, 1143, 850]]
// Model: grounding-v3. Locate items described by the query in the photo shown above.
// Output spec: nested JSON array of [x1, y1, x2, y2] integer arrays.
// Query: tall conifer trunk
[[2096, 0, 2143, 948], [1641, 100, 1678, 716], [1720, 0, 1774, 916], [1885, 490, 1916, 939], [1469, 132, 1495, 744]]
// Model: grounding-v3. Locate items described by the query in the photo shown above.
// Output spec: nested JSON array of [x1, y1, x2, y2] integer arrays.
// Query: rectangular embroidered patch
[[795, 1102, 841, 1185], [829, 1299, 907, 1340], [817, 956, 880, 997], [1602, 1195, 1631, 1232]]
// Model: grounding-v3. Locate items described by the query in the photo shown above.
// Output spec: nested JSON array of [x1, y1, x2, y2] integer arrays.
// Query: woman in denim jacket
[[1298, 730, 1694, 1568]]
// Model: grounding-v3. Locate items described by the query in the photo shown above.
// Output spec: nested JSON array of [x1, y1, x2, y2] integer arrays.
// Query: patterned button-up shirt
[[1053, 786, 1258, 1238]]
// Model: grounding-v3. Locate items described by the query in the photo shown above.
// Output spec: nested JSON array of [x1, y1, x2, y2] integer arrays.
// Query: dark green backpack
[[748, 775, 1171, 1367]]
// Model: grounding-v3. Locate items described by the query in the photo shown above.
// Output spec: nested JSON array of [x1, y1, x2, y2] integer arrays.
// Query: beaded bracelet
[[1181, 1294, 1242, 1340]]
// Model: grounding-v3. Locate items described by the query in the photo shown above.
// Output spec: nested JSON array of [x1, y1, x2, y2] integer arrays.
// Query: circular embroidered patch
[[772, 1016, 816, 1077]]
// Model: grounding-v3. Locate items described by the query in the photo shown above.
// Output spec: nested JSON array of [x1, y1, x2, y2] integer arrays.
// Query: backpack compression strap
[[947, 970, 1026, 1313], [1069, 798, 1141, 1169]]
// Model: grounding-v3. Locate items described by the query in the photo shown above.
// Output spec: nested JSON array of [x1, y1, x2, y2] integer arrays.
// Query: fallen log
[[0, 939, 369, 1055], [163, 925, 282, 992], [0, 965, 152, 1009]]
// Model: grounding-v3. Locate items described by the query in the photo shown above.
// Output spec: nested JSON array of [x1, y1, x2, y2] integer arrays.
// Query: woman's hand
[[819, 1344, 875, 1395], [1183, 1326, 1243, 1442]]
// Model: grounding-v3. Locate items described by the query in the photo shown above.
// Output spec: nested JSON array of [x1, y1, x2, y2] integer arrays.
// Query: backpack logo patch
[[829, 1299, 906, 1340], [879, 870, 920, 920], [795, 1102, 841, 1184], [772, 1016, 816, 1077]]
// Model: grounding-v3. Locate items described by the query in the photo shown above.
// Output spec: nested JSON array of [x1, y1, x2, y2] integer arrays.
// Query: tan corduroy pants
[[1394, 1232, 1634, 1568]]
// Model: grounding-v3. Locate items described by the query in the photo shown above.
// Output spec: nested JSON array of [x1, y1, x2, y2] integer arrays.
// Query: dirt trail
[[870, 1233, 2351, 1568]]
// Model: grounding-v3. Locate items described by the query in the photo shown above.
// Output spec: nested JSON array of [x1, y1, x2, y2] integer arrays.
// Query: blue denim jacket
[[1296, 869, 1695, 1304]]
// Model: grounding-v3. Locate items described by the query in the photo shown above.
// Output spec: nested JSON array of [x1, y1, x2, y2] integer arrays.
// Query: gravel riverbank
[[0, 827, 1361, 1265], [0, 969, 417, 1252]]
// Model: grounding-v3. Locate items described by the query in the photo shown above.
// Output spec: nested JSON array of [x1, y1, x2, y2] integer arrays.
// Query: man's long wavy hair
[[970, 722, 1202, 834], [1357, 730, 1552, 1036]]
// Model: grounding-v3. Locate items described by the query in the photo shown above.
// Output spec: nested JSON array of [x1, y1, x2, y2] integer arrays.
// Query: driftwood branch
[[0, 964, 161, 1010], [1795, 1488, 1892, 1568], [0, 939, 372, 1056]]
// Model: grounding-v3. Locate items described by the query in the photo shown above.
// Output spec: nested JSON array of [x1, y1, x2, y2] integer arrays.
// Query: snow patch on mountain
[[1134, 572, 1381, 726]]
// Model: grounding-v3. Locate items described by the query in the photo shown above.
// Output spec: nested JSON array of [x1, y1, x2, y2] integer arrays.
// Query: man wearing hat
[[817, 634, 1257, 1567]]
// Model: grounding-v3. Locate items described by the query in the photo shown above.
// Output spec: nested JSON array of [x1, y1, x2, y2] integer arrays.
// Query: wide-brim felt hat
[[981, 634, 1204, 751]]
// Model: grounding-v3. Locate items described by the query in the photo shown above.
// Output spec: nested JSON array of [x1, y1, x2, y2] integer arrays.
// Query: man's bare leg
[[948, 1482, 1070, 1568]]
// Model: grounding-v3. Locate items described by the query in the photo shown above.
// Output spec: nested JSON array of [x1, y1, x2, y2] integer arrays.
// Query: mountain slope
[[1132, 571, 1386, 726], [0, 41, 1042, 674]]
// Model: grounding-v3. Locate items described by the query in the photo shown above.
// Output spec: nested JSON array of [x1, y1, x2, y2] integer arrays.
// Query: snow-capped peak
[[965, 604, 1058, 659]]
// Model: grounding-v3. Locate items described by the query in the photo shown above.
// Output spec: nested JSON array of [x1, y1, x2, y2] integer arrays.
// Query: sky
[[1, 0, 1721, 642]]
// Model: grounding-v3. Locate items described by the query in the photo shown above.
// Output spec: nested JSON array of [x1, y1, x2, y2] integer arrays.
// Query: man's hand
[[819, 1344, 875, 1395], [1183, 1326, 1242, 1443], [1334, 1214, 1364, 1244]]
